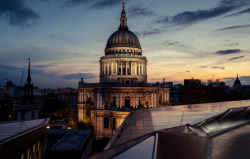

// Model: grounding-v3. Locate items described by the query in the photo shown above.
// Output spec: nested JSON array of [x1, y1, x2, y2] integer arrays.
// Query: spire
[[237, 74, 239, 80], [119, 2, 128, 30], [27, 57, 31, 84], [23, 58, 34, 105]]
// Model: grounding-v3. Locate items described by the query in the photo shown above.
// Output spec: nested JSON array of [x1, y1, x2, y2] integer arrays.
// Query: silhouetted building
[[233, 74, 242, 87], [184, 78, 201, 87], [17, 59, 38, 121]]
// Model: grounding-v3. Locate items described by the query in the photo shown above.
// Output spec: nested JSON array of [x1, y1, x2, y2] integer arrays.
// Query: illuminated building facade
[[77, 3, 170, 139]]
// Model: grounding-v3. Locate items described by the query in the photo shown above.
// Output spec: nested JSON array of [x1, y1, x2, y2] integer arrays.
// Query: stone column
[[142, 63, 144, 75], [121, 62, 123, 75], [111, 62, 113, 75], [164, 89, 167, 105], [104, 63, 106, 75], [167, 89, 170, 105], [99, 92, 103, 109], [136, 63, 137, 75], [138, 63, 141, 75], [107, 63, 109, 75], [116, 61, 118, 75], [151, 94, 153, 107], [154, 93, 157, 107], [125, 61, 128, 75]]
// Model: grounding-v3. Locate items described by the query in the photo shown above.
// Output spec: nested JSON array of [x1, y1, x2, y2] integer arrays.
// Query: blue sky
[[0, 0, 250, 88]]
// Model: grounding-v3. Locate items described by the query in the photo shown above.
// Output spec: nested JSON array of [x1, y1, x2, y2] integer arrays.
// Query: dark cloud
[[200, 66, 208, 69], [216, 25, 250, 31], [90, 0, 122, 9], [156, 6, 236, 27], [155, 0, 250, 27], [216, 49, 241, 55], [162, 40, 179, 46], [32, 64, 52, 68], [61, 73, 96, 80], [186, 70, 190, 72], [211, 66, 225, 69], [228, 55, 245, 61], [225, 8, 250, 17], [220, 0, 250, 7], [127, 5, 157, 18], [0, 0, 40, 26], [139, 29, 161, 37]]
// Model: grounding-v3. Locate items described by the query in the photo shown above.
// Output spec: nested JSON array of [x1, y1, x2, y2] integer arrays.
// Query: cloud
[[61, 73, 96, 80], [228, 55, 245, 61], [0, 0, 40, 26], [0, 64, 97, 88], [216, 25, 250, 31], [155, 0, 250, 27], [127, 5, 157, 18], [216, 49, 241, 55], [90, 0, 122, 9], [200, 66, 208, 69], [186, 70, 190, 72], [211, 66, 225, 69], [138, 29, 161, 37], [225, 8, 250, 17], [162, 40, 179, 46], [155, 6, 236, 27], [32, 64, 52, 68]]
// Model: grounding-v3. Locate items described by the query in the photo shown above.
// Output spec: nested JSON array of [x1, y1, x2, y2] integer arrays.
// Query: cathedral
[[77, 3, 170, 139]]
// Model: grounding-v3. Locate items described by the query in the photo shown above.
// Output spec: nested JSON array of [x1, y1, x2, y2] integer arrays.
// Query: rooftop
[[0, 118, 49, 144], [51, 129, 92, 151], [107, 99, 250, 147]]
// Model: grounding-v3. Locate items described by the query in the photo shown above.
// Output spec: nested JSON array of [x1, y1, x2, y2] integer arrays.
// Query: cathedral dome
[[106, 29, 141, 49], [104, 3, 142, 55]]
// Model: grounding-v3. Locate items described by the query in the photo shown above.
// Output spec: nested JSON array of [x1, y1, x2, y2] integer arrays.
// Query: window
[[104, 117, 109, 128]]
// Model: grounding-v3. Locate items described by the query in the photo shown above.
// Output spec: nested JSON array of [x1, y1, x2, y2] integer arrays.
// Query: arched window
[[104, 117, 109, 128]]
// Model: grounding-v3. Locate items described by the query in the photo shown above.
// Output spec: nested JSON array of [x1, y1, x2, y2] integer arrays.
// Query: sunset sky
[[0, 0, 250, 88]]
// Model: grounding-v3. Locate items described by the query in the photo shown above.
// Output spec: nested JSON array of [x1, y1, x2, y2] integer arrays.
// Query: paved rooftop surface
[[51, 129, 92, 151], [0, 119, 49, 144]]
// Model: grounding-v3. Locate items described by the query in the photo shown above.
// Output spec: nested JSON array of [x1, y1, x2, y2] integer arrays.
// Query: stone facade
[[77, 4, 170, 140]]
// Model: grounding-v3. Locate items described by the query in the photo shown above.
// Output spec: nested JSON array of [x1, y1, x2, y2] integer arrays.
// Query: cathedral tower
[[99, 3, 147, 84]]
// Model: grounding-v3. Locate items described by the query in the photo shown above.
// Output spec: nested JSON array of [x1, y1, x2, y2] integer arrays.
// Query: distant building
[[184, 78, 201, 87], [233, 74, 242, 87], [77, 4, 170, 140]]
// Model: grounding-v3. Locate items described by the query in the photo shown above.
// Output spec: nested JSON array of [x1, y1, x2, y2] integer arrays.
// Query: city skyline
[[1, 0, 250, 88]]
